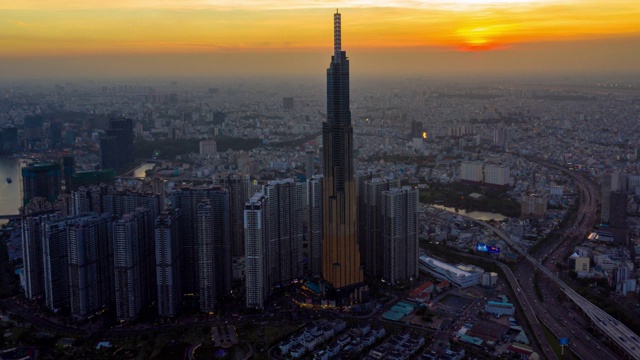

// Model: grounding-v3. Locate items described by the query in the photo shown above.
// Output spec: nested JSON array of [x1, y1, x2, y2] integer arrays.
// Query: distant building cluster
[[459, 161, 511, 187]]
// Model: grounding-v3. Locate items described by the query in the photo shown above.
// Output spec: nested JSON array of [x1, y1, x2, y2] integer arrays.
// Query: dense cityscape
[[1, 7, 640, 360]]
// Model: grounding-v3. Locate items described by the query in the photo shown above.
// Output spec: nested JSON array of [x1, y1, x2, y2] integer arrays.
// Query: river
[[431, 204, 509, 221], [0, 157, 23, 223], [132, 162, 156, 178]]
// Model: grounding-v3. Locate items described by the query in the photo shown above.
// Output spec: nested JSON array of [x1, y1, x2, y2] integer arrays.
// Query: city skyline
[[1, 1, 639, 80]]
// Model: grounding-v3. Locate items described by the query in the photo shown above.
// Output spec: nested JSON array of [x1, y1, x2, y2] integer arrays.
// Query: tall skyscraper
[[155, 209, 182, 317], [381, 186, 419, 284], [244, 193, 269, 309], [0, 127, 19, 155], [101, 117, 134, 174], [410, 120, 423, 139], [24, 115, 44, 149], [601, 171, 621, 224], [321, 11, 363, 294], [62, 156, 75, 194], [49, 121, 63, 150]]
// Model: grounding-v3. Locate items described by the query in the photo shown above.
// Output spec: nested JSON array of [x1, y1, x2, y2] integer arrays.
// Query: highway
[[513, 261, 619, 360], [455, 252, 557, 360], [442, 157, 640, 359], [479, 220, 640, 360]]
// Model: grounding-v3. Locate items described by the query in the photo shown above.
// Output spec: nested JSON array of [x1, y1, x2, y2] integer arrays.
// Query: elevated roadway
[[479, 220, 640, 360]]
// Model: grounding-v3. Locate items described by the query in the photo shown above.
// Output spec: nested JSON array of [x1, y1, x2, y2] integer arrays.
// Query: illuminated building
[[321, 11, 364, 295]]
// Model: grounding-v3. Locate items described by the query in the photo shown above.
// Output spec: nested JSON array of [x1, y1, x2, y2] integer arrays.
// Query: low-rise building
[[419, 255, 484, 288]]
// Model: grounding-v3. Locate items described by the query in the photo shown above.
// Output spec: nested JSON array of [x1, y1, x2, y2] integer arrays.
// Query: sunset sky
[[1, 1, 640, 80]]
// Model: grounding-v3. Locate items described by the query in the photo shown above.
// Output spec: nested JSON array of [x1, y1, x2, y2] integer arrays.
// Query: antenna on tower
[[334, 10, 341, 61]]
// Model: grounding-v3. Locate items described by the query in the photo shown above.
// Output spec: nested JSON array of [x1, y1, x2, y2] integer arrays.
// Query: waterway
[[0, 157, 23, 214], [132, 162, 156, 178], [0, 157, 23, 224], [431, 204, 509, 221]]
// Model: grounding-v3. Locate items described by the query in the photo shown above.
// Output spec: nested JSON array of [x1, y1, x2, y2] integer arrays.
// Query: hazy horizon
[[2, 36, 640, 83]]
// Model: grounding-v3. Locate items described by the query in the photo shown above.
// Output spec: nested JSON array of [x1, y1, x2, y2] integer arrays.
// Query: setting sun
[[0, 0, 639, 78]]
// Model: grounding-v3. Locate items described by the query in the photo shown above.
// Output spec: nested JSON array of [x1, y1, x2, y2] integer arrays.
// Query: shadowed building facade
[[321, 11, 363, 294]]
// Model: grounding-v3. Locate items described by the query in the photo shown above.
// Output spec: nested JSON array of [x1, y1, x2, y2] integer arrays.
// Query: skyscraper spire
[[323, 10, 363, 299], [334, 10, 341, 61]]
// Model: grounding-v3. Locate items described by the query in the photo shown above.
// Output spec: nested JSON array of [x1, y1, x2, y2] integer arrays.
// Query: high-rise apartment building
[[305, 150, 316, 180], [459, 161, 484, 183], [104, 190, 160, 308], [113, 209, 150, 321], [24, 115, 43, 149], [410, 120, 423, 139], [49, 121, 63, 150], [67, 214, 114, 320], [72, 185, 108, 216], [264, 179, 306, 286], [244, 193, 269, 309], [42, 220, 70, 311], [521, 193, 548, 219], [484, 164, 511, 187], [155, 209, 182, 317], [359, 178, 400, 278], [283, 97, 294, 110], [609, 191, 629, 243], [601, 172, 621, 224], [381, 187, 419, 284], [492, 128, 509, 150], [0, 127, 19, 155], [171, 186, 231, 299], [214, 173, 253, 258], [321, 11, 364, 294], [307, 176, 323, 276], [199, 139, 217, 156], [22, 214, 57, 299], [197, 200, 217, 312], [21, 162, 62, 206]]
